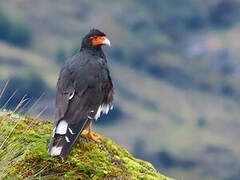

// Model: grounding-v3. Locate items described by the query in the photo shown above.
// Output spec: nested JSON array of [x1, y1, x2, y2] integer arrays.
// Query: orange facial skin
[[91, 36, 106, 46]]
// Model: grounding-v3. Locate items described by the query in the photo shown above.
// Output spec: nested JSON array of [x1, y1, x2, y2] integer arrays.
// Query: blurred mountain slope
[[0, 42, 59, 88]]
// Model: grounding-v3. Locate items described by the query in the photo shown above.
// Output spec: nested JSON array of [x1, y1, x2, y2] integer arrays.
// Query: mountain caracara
[[48, 29, 114, 158]]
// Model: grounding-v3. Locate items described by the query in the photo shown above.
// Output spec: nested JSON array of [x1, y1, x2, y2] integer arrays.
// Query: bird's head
[[81, 29, 111, 50]]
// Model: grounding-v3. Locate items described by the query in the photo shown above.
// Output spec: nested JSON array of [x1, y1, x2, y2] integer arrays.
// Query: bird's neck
[[80, 46, 106, 59]]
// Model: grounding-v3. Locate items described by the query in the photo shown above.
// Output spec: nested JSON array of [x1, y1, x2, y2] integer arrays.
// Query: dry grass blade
[[1, 89, 18, 110], [32, 166, 48, 178], [0, 115, 46, 178], [0, 151, 28, 179], [0, 80, 9, 100], [28, 172, 66, 180], [0, 86, 50, 179], [0, 96, 28, 149], [0, 120, 20, 150], [35, 105, 48, 119], [25, 93, 45, 116], [11, 106, 49, 149], [13, 95, 28, 114], [17, 99, 31, 114], [0, 90, 19, 138]]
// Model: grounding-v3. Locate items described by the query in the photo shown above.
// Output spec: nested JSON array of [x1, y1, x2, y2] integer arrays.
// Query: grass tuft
[[0, 112, 173, 179]]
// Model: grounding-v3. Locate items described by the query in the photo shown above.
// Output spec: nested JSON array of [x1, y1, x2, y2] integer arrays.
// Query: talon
[[81, 121, 101, 142], [82, 131, 101, 142]]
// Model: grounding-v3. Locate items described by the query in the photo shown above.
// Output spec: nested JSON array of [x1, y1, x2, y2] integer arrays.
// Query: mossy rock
[[0, 110, 173, 180]]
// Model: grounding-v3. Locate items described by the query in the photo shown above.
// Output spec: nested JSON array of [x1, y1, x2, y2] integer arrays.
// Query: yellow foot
[[81, 131, 101, 142]]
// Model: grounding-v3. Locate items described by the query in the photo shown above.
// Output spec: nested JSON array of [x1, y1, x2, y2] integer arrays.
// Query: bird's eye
[[90, 36, 97, 39]]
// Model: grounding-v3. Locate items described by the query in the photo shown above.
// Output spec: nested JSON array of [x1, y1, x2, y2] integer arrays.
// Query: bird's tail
[[48, 118, 90, 158]]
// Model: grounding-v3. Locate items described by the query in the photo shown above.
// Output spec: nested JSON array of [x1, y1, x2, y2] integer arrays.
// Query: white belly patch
[[94, 104, 113, 120]]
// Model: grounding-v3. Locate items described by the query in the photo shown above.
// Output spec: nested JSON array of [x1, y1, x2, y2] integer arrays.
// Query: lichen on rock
[[0, 111, 173, 180]]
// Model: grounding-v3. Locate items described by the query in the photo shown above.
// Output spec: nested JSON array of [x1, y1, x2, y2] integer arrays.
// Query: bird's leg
[[81, 121, 101, 142]]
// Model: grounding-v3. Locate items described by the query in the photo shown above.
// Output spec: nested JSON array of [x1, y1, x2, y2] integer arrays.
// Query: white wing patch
[[49, 146, 62, 156], [69, 90, 75, 100], [65, 136, 70, 143], [68, 128, 75, 135], [94, 104, 112, 120], [56, 120, 68, 135]]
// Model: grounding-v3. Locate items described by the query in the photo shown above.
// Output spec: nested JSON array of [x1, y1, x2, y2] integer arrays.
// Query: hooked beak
[[91, 36, 111, 47], [102, 37, 111, 47]]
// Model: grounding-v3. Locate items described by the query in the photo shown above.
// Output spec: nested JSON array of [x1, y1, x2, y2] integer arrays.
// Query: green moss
[[0, 110, 174, 180]]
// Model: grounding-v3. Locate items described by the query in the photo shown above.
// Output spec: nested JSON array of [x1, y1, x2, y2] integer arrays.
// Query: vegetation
[[0, 10, 32, 47], [0, 110, 172, 180], [0, 71, 50, 109]]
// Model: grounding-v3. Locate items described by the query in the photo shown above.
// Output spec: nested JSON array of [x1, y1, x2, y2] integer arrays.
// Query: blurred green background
[[1, 0, 240, 179]]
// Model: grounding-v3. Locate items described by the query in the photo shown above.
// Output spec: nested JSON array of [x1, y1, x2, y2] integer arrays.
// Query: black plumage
[[48, 29, 113, 158]]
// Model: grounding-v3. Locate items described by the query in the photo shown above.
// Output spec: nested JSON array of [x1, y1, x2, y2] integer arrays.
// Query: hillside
[[0, 110, 172, 180]]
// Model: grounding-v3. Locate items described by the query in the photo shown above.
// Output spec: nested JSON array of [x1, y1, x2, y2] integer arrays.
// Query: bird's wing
[[102, 68, 114, 106], [54, 63, 87, 122], [48, 55, 106, 158]]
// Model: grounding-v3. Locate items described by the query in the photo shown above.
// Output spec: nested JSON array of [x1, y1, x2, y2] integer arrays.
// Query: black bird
[[48, 29, 113, 158]]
